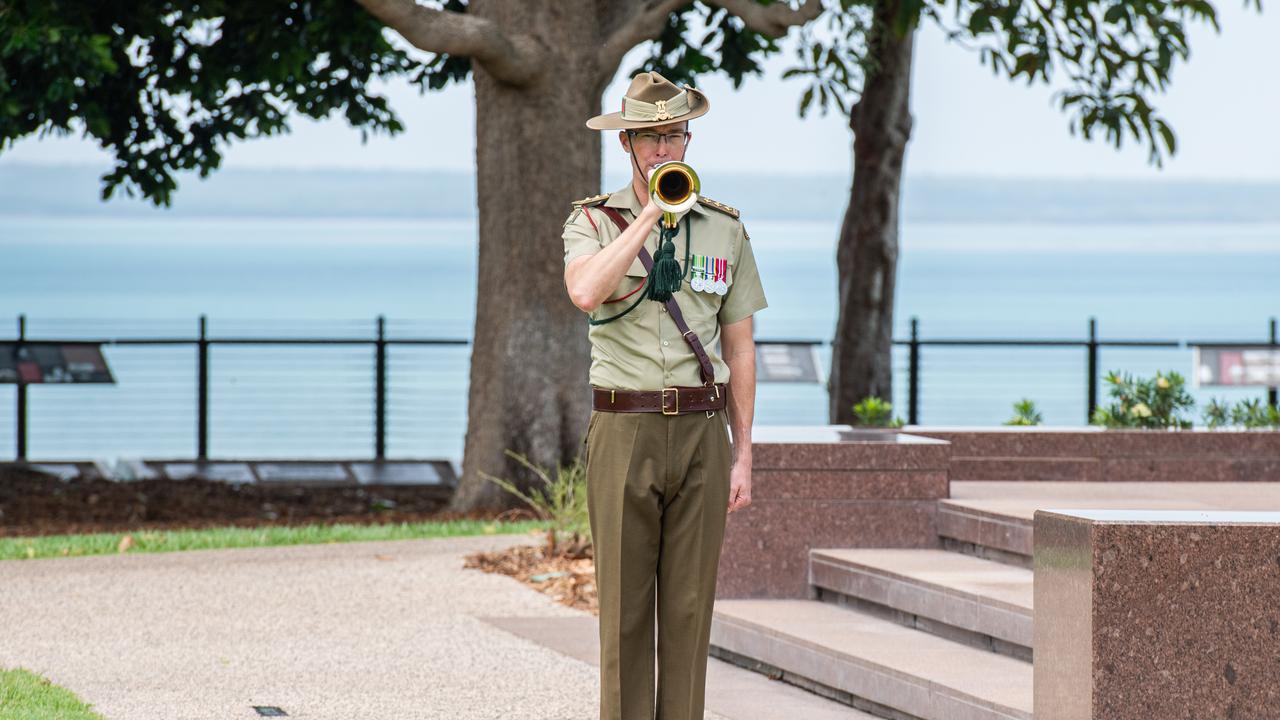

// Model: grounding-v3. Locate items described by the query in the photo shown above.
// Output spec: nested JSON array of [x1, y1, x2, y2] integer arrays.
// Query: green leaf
[[1156, 119, 1177, 155]]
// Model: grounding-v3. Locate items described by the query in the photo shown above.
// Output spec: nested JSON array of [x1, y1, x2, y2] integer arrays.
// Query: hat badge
[[653, 100, 672, 121]]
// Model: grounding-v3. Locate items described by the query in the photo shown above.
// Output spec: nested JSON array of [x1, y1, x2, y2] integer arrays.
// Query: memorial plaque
[[351, 462, 444, 486], [755, 343, 822, 383], [254, 462, 351, 484], [29, 463, 81, 481], [118, 459, 161, 481], [0, 342, 115, 384], [163, 463, 256, 484], [89, 459, 160, 482]]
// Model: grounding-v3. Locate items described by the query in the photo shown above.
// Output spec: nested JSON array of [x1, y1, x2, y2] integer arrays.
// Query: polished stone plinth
[[716, 426, 950, 599], [1034, 509, 1280, 719], [909, 427, 1280, 482]]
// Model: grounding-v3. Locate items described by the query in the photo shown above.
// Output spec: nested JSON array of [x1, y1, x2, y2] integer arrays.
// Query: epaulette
[[572, 193, 609, 208], [697, 195, 739, 219]]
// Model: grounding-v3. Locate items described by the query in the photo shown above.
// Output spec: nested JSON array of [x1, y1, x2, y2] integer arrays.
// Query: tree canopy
[[2, 0, 1244, 207], [0, 0, 823, 206], [783, 0, 1252, 166]]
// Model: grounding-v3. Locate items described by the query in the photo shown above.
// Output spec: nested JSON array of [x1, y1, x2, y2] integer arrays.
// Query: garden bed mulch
[[0, 463, 503, 538], [463, 538, 598, 615]]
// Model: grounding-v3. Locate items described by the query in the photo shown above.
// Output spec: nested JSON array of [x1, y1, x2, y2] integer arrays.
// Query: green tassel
[[645, 226, 683, 302]]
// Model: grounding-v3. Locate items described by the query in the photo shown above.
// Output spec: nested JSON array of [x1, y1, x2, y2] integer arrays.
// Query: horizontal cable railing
[[1, 314, 1275, 463]]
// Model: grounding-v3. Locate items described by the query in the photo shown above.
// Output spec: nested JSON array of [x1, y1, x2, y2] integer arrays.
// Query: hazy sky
[[4, 3, 1276, 181]]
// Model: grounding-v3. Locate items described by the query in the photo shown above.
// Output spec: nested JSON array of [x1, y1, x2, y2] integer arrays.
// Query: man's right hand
[[638, 193, 663, 223]]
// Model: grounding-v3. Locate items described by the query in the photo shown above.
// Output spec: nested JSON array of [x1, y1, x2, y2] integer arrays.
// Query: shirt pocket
[[601, 258, 649, 320], [692, 251, 734, 296], [591, 256, 650, 324]]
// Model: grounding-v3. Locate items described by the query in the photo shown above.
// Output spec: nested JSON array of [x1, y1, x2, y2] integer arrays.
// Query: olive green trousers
[[584, 407, 733, 720]]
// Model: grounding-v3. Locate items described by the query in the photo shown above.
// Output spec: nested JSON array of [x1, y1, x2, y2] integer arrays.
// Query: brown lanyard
[[596, 206, 716, 388]]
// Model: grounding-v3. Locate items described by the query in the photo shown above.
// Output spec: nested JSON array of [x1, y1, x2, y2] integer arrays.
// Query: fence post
[[197, 315, 209, 461], [1087, 317, 1099, 424], [15, 314, 26, 461], [1270, 317, 1277, 410], [908, 316, 920, 425], [375, 315, 387, 461]]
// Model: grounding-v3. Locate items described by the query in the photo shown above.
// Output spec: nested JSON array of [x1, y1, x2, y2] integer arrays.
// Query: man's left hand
[[727, 462, 751, 514]]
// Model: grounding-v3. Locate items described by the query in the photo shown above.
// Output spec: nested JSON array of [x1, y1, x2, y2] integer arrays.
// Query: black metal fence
[[901, 316, 1278, 425], [4, 314, 1277, 461]]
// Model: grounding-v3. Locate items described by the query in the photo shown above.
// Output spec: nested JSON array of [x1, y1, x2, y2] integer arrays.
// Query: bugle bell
[[647, 160, 700, 228]]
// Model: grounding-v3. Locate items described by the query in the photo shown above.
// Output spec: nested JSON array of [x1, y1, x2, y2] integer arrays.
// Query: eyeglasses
[[627, 130, 689, 151]]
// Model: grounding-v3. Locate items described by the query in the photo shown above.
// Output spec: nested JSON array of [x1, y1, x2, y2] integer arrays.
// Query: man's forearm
[[723, 344, 756, 467], [567, 204, 662, 311]]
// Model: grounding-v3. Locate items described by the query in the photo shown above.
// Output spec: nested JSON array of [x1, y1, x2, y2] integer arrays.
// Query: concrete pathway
[[0, 532, 866, 719]]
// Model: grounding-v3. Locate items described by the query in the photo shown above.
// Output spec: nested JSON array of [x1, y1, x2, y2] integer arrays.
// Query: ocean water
[[1, 214, 1277, 465]]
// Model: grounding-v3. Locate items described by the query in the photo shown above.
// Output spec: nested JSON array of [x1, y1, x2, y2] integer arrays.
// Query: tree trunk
[[446, 1, 612, 512], [827, 7, 916, 425]]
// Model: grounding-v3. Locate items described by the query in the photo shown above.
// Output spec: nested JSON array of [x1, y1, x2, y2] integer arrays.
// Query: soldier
[[561, 71, 769, 720]]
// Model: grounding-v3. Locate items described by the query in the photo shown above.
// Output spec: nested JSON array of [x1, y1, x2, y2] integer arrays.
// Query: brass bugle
[[647, 160, 700, 228]]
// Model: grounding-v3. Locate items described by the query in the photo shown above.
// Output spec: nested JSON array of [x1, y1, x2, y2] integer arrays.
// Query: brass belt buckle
[[661, 387, 679, 415]]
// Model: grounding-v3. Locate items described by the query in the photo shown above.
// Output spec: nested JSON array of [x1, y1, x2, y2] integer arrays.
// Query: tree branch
[[597, 0, 689, 73], [598, 0, 822, 77], [708, 0, 823, 38], [352, 0, 546, 86]]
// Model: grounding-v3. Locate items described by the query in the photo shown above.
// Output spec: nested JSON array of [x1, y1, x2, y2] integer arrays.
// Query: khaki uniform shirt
[[562, 184, 768, 391]]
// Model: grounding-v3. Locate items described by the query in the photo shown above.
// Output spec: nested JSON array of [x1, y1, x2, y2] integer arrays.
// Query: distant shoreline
[[3, 163, 1280, 224]]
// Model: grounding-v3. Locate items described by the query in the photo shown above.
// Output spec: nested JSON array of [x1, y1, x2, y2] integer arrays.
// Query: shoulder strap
[[597, 207, 716, 387]]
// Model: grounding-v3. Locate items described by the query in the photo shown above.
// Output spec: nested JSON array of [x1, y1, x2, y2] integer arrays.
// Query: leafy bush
[[478, 449, 591, 558], [852, 395, 904, 428], [1089, 370, 1195, 429], [1202, 397, 1280, 429], [1004, 398, 1042, 426], [1230, 398, 1280, 428], [1201, 397, 1231, 428]]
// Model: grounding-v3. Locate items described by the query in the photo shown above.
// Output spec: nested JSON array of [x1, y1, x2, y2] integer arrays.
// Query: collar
[[605, 184, 713, 218]]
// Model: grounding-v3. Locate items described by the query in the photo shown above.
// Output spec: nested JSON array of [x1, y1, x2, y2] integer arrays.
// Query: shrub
[[1228, 398, 1280, 429], [1201, 397, 1231, 428], [852, 395, 905, 428], [1202, 397, 1280, 429], [1089, 369, 1195, 429], [1004, 398, 1042, 426], [478, 449, 591, 558]]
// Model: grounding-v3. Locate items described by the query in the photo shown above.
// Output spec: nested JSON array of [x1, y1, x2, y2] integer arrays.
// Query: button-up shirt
[[562, 184, 768, 391]]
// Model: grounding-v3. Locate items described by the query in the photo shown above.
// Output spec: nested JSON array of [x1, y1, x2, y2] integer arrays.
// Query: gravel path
[[0, 532, 732, 719]]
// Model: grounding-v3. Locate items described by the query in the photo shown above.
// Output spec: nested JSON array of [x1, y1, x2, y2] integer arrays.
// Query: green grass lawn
[[0, 518, 551, 561], [0, 667, 106, 720]]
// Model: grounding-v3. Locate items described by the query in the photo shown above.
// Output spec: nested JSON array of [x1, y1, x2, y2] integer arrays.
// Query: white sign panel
[[1193, 346, 1280, 387], [756, 343, 823, 383]]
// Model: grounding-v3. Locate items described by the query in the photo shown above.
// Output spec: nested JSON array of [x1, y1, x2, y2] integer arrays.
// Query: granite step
[[809, 548, 1034, 657], [936, 499, 1034, 567], [936, 481, 1280, 567], [710, 599, 1033, 720]]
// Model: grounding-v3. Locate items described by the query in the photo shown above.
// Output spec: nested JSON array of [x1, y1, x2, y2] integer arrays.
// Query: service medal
[[690, 254, 706, 292], [714, 257, 728, 295]]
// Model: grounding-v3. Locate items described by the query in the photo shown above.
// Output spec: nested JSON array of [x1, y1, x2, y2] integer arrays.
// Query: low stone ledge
[[907, 427, 1280, 482], [717, 426, 951, 599]]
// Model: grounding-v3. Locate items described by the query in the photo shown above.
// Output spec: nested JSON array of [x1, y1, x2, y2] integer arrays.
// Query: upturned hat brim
[[586, 85, 710, 130]]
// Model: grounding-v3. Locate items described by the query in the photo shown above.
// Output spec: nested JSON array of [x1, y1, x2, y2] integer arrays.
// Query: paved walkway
[[0, 532, 864, 719]]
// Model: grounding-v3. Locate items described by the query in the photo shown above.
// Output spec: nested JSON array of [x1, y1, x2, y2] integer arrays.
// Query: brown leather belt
[[592, 383, 727, 415]]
